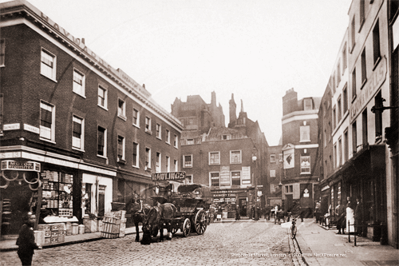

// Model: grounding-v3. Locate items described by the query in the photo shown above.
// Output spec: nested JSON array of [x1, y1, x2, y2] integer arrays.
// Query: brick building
[[281, 88, 321, 216], [0, 0, 182, 237]]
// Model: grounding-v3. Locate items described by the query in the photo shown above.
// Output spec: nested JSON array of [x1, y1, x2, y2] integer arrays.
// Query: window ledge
[[360, 78, 367, 90], [97, 155, 108, 160], [350, 42, 356, 54], [132, 123, 140, 129], [118, 115, 127, 121], [165, 142, 171, 145], [351, 95, 357, 103], [145, 130, 152, 135], [40, 73, 57, 83], [373, 57, 381, 71], [72, 147, 85, 152], [132, 165, 139, 169], [98, 105, 108, 111], [156, 136, 162, 140], [358, 18, 365, 33], [117, 158, 126, 164], [300, 172, 311, 175], [299, 140, 311, 143], [73, 91, 86, 99], [40, 138, 56, 144]]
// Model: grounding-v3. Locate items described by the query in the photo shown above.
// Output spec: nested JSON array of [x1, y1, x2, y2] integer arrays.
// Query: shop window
[[300, 156, 311, 174], [42, 171, 73, 217], [41, 48, 56, 80], [117, 136, 125, 162], [132, 108, 139, 127], [231, 171, 241, 186], [40, 101, 55, 141], [209, 151, 220, 165], [73, 69, 85, 97], [98, 185, 106, 217], [230, 150, 242, 164], [118, 99, 126, 119], [183, 155, 193, 168], [72, 115, 84, 150], [98, 85, 107, 109], [210, 172, 219, 187], [97, 126, 106, 157], [132, 142, 139, 167]]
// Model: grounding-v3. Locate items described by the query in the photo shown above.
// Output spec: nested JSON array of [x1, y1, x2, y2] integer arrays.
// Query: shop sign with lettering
[[350, 56, 387, 121], [1, 160, 41, 172], [151, 171, 186, 181]]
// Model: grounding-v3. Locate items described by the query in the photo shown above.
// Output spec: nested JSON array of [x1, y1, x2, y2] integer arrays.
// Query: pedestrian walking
[[235, 206, 240, 220], [336, 202, 346, 234], [16, 212, 41, 266]]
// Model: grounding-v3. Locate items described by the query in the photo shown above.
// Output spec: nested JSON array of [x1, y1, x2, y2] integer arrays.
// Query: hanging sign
[[1, 160, 41, 172], [151, 171, 186, 181]]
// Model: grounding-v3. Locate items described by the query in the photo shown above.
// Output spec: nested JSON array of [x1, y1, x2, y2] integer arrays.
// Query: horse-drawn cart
[[140, 173, 212, 244]]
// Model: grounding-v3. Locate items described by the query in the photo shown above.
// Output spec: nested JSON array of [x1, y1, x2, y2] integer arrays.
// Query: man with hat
[[16, 212, 41, 265]]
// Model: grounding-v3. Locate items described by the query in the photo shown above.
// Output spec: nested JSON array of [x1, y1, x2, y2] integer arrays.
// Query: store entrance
[[1, 182, 32, 237]]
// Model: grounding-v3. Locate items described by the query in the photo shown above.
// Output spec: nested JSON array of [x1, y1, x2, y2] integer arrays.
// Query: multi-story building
[[281, 89, 320, 216], [171, 91, 225, 134], [318, 30, 349, 222], [345, 0, 390, 243], [386, 0, 399, 249], [267, 145, 283, 208], [174, 94, 268, 216], [317, 83, 334, 217], [0, 0, 183, 236]]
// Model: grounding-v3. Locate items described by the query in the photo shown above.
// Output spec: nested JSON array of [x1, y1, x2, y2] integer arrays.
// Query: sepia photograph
[[0, 0, 398, 265]]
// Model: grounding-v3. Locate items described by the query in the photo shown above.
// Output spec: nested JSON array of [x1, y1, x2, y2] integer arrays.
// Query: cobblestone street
[[0, 221, 293, 266]]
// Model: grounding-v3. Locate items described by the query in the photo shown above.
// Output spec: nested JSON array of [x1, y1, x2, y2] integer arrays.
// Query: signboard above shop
[[1, 160, 41, 172], [151, 171, 186, 181]]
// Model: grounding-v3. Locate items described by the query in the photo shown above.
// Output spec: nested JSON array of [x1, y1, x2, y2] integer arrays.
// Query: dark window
[[352, 68, 357, 99], [352, 122, 357, 153], [97, 126, 105, 156], [0, 39, 5, 66], [373, 21, 380, 64], [343, 86, 348, 113], [374, 92, 383, 140], [361, 49, 367, 84], [362, 109, 368, 146]]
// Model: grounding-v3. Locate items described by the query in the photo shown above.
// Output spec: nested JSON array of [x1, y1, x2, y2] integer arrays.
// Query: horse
[[141, 202, 177, 245], [127, 199, 151, 242]]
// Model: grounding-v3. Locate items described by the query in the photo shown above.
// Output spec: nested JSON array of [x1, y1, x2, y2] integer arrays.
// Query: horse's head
[[142, 207, 159, 234]]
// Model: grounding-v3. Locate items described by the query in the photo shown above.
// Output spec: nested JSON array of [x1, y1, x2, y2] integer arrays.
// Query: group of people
[[316, 196, 364, 236]]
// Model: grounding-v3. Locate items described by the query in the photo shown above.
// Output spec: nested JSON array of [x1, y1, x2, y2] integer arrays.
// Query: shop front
[[211, 188, 250, 218], [341, 145, 387, 242]]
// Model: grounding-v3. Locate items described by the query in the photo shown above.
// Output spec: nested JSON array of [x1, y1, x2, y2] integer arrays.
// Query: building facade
[[281, 89, 320, 216], [0, 0, 183, 237], [267, 145, 283, 208]]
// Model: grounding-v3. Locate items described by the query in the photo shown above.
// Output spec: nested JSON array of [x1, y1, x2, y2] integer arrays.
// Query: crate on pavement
[[101, 216, 121, 239]]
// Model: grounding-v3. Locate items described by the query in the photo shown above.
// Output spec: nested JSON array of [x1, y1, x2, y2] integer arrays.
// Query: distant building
[[176, 93, 268, 216], [281, 89, 320, 216], [171, 91, 225, 133], [267, 145, 283, 208]]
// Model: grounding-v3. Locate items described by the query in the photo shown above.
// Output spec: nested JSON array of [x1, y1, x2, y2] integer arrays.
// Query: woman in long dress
[[346, 201, 355, 233]]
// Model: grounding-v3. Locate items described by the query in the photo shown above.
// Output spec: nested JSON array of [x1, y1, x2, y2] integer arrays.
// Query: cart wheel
[[194, 210, 207, 235], [182, 218, 191, 237]]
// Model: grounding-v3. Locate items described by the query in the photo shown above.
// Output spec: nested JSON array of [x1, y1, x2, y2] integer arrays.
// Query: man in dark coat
[[336, 202, 346, 234], [355, 196, 363, 236], [16, 212, 40, 266]]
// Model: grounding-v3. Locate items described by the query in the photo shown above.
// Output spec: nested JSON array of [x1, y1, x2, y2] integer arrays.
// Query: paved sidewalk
[[289, 219, 399, 266]]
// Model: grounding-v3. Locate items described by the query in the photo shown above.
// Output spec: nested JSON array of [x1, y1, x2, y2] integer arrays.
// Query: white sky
[[5, 0, 351, 145]]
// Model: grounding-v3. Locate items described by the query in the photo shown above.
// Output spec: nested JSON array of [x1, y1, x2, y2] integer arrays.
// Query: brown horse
[[141, 202, 177, 245], [127, 199, 151, 242]]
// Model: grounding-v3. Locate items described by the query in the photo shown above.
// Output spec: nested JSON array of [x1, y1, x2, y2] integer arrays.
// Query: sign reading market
[[1, 160, 41, 172], [151, 172, 186, 181]]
